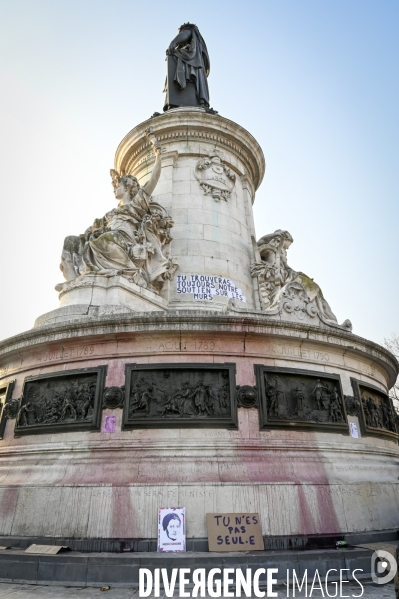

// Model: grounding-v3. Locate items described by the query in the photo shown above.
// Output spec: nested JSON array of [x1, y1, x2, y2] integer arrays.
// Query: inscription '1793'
[[158, 340, 218, 352], [37, 346, 95, 363]]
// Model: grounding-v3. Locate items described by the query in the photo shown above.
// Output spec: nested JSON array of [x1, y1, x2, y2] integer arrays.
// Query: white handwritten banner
[[176, 274, 246, 302]]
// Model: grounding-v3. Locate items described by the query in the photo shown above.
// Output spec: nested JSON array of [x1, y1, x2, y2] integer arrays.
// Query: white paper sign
[[157, 507, 186, 552], [350, 422, 359, 438], [176, 274, 246, 302]]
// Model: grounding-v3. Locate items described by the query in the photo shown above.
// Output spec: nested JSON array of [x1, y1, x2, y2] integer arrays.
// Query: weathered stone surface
[[114, 108, 265, 313], [35, 276, 168, 327], [1, 108, 398, 547], [0, 311, 398, 540]]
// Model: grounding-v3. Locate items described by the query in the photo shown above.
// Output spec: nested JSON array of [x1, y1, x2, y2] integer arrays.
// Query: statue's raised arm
[[142, 127, 162, 197], [56, 129, 178, 295]]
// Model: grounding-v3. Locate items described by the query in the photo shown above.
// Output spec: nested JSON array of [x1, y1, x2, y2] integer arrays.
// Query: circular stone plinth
[[0, 311, 397, 544]]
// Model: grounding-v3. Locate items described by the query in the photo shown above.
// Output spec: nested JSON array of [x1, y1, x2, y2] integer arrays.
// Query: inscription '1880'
[[37, 346, 95, 363]]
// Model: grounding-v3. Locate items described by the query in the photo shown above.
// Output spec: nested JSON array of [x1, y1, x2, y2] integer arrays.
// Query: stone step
[[0, 529, 397, 553], [0, 546, 376, 587]]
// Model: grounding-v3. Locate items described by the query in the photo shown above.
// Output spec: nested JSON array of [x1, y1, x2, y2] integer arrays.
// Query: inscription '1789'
[[37, 346, 95, 363]]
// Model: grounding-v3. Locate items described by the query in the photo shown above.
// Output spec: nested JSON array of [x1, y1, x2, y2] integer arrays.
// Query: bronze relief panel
[[0, 380, 15, 439], [255, 366, 349, 433], [14, 367, 106, 436], [122, 363, 237, 429], [351, 378, 398, 441]]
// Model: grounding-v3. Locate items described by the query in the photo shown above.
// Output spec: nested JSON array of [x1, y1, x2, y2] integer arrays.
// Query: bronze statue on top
[[164, 23, 210, 111]]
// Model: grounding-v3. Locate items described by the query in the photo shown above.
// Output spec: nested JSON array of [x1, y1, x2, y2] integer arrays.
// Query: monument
[[0, 24, 398, 566]]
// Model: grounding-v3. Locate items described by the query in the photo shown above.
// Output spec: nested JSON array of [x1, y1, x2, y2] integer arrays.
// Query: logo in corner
[[371, 550, 397, 584]]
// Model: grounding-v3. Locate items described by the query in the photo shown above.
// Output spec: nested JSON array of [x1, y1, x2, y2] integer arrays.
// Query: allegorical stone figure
[[250, 229, 352, 331], [164, 23, 210, 111], [57, 129, 177, 294]]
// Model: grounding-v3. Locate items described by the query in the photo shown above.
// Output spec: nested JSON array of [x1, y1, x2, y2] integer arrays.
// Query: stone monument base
[[35, 275, 167, 327], [0, 312, 398, 547]]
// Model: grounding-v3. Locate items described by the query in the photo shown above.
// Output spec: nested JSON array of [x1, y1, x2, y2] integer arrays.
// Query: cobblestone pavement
[[0, 581, 395, 599]]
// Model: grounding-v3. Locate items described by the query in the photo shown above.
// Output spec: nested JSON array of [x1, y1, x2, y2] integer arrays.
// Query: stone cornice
[[0, 311, 397, 387], [0, 440, 398, 459], [114, 108, 266, 194]]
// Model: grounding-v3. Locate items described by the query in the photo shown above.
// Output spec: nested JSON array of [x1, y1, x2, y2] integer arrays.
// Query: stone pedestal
[[1, 108, 398, 550], [0, 312, 398, 545], [35, 275, 167, 327]]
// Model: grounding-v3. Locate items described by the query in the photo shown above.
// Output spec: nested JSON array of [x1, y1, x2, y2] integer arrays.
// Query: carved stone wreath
[[194, 154, 236, 201]]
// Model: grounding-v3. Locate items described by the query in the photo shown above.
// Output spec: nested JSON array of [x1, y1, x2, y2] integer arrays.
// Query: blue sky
[[0, 0, 398, 344]]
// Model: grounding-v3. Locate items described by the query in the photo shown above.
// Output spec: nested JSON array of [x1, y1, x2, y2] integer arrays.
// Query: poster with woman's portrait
[[157, 507, 186, 552]]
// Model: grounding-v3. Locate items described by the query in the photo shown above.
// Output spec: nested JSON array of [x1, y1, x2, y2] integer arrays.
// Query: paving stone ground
[[0, 581, 395, 599]]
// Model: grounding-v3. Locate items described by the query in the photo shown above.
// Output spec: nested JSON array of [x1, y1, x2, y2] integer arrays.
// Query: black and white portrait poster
[[157, 507, 186, 552]]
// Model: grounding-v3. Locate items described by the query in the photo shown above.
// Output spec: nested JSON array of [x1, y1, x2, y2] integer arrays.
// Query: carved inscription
[[122, 363, 237, 430], [270, 344, 330, 362], [157, 340, 219, 352], [131, 488, 177, 498], [256, 366, 349, 434], [345, 358, 376, 378], [137, 462, 218, 483], [36, 346, 95, 363], [14, 368, 106, 436], [179, 490, 214, 498]]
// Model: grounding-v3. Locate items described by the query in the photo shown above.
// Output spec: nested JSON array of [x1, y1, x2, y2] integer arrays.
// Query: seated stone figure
[[251, 229, 352, 330], [57, 130, 177, 294]]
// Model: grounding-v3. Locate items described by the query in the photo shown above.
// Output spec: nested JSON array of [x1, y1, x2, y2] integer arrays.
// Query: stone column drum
[[115, 107, 265, 311]]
